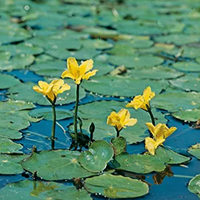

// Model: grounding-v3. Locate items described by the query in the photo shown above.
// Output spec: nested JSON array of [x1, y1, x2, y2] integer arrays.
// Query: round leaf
[[21, 150, 96, 180], [85, 174, 149, 199], [79, 140, 114, 172]]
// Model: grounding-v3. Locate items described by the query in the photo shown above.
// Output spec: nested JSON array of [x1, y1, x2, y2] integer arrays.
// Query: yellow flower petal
[[67, 57, 79, 76], [126, 86, 155, 111], [145, 137, 157, 155], [61, 70, 76, 80], [33, 85, 43, 94], [146, 123, 177, 142], [82, 70, 98, 80], [57, 84, 71, 94], [143, 86, 155, 102], [38, 81, 49, 90], [47, 91, 55, 102], [61, 57, 97, 85], [164, 127, 177, 138], [107, 109, 137, 131], [79, 59, 93, 75]]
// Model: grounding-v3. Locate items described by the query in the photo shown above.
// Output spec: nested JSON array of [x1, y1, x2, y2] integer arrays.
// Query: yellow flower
[[146, 123, 177, 141], [61, 57, 98, 85], [107, 109, 137, 131], [145, 123, 177, 155], [33, 79, 70, 103], [145, 137, 165, 155], [126, 86, 155, 111]]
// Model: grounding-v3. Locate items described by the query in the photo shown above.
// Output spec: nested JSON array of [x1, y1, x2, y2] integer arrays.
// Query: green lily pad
[[28, 36, 82, 51], [188, 144, 200, 160], [106, 42, 136, 56], [83, 27, 118, 39], [0, 112, 30, 131], [0, 154, 28, 174], [111, 136, 127, 156], [0, 128, 22, 140], [79, 140, 114, 172], [172, 109, 200, 122], [188, 175, 200, 198], [70, 101, 166, 144], [140, 43, 175, 54], [81, 39, 113, 50], [85, 174, 149, 199], [109, 55, 164, 68], [0, 43, 44, 56], [0, 25, 31, 45], [179, 46, 200, 58], [154, 34, 200, 45], [29, 108, 73, 121], [46, 48, 100, 60], [112, 153, 165, 173], [128, 66, 184, 79], [21, 150, 96, 180], [0, 73, 20, 89], [156, 146, 190, 164], [152, 91, 200, 112], [0, 100, 38, 131], [29, 60, 66, 78], [170, 75, 200, 92], [172, 62, 200, 72], [0, 54, 35, 71], [7, 82, 86, 106], [0, 138, 22, 154], [93, 61, 115, 76], [0, 180, 92, 200], [0, 100, 35, 110], [83, 75, 168, 97]]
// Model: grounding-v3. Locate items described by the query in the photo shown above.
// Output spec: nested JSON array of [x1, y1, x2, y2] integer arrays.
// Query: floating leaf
[[0, 74, 20, 89], [21, 150, 96, 180], [188, 175, 200, 198], [0, 154, 27, 174], [172, 62, 200, 72], [172, 109, 200, 122], [128, 66, 184, 80], [0, 180, 92, 200], [154, 34, 200, 45], [83, 76, 168, 97], [0, 128, 22, 140], [188, 144, 200, 160], [85, 174, 149, 199], [79, 140, 114, 172], [109, 55, 164, 68], [112, 153, 165, 174], [156, 146, 190, 164], [0, 54, 35, 71], [29, 60, 66, 78], [152, 91, 200, 112], [111, 136, 127, 156], [29, 108, 73, 121], [170, 74, 200, 92], [0, 138, 22, 154], [0, 43, 44, 56]]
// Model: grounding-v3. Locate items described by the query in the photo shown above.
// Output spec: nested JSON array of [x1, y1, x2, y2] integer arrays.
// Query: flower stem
[[74, 84, 80, 143], [115, 127, 121, 137], [146, 105, 155, 126], [51, 102, 56, 149]]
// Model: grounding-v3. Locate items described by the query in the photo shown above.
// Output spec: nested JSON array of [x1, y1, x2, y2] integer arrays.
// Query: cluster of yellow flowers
[[33, 57, 98, 103], [107, 86, 177, 155], [33, 57, 176, 155]]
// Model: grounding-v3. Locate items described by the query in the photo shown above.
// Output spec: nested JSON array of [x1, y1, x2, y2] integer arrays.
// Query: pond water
[[0, 0, 200, 199]]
